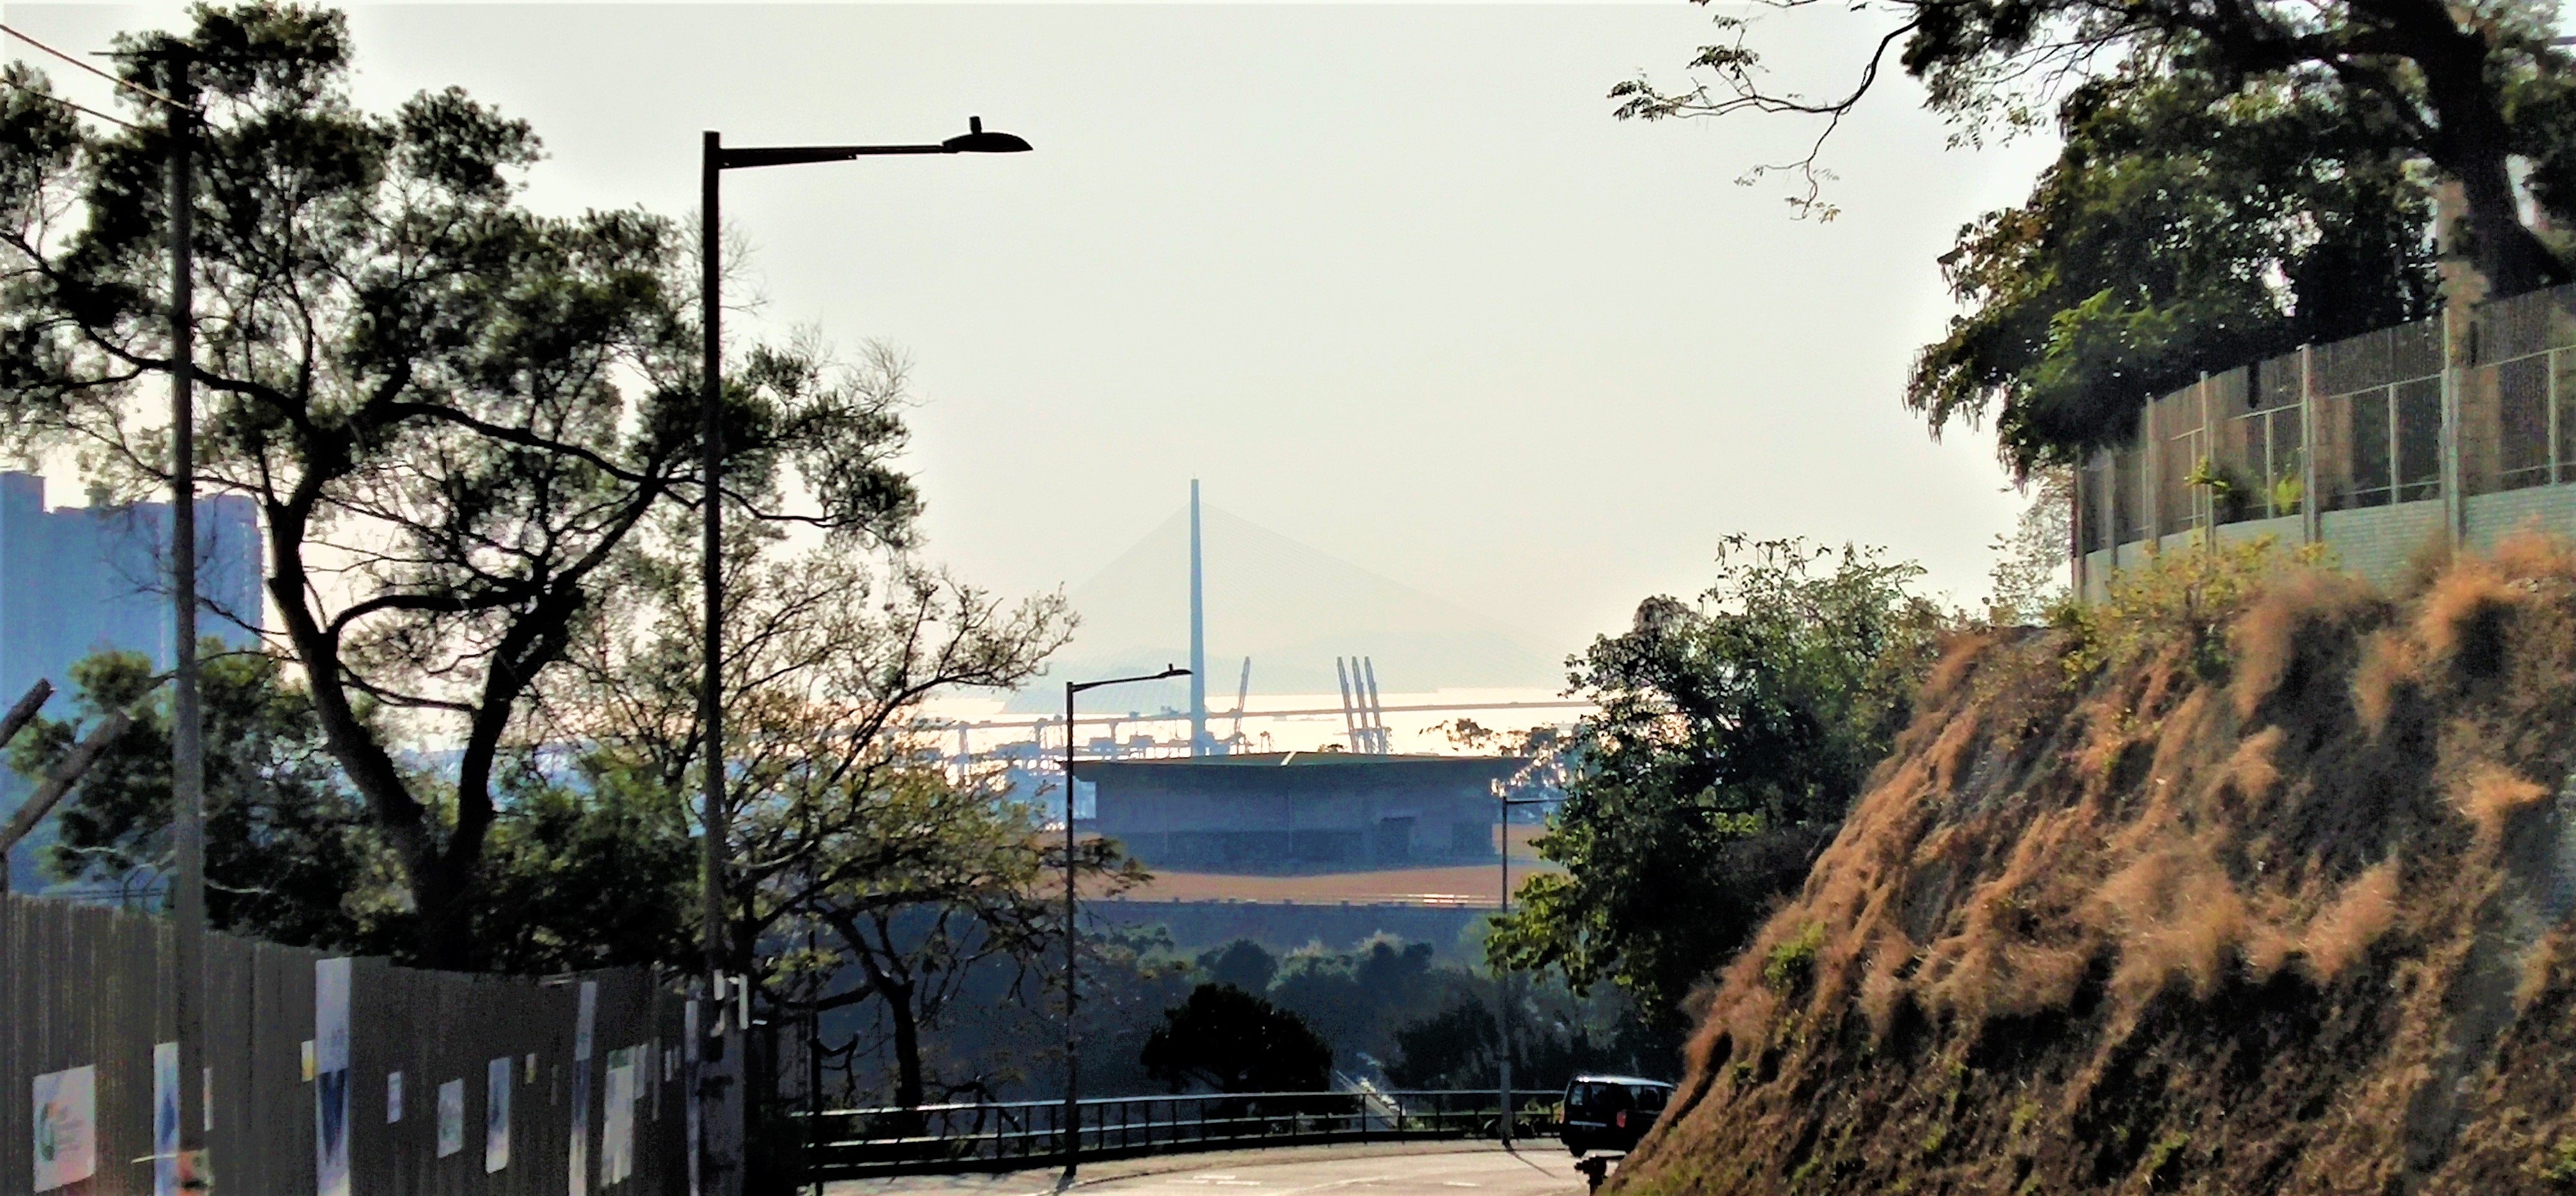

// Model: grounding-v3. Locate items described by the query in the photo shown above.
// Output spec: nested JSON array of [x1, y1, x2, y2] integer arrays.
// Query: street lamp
[[1496, 792, 1551, 1147], [696, 116, 1031, 1196], [1062, 665, 1188, 1179]]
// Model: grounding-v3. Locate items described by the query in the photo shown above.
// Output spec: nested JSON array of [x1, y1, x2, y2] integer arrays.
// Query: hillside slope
[[1614, 537, 2576, 1195]]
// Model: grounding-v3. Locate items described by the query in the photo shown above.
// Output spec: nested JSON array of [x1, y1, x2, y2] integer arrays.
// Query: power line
[[0, 22, 181, 110], [0, 74, 139, 132]]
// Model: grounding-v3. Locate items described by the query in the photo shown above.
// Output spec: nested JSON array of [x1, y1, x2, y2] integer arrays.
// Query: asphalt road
[[829, 1142, 1589, 1196]]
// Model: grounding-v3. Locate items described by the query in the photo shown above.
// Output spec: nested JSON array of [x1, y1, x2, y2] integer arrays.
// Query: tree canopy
[[1614, 0, 2575, 465], [17, 647, 386, 949], [1910, 70, 2441, 470], [1140, 983, 1336, 1095], [0, 3, 914, 966], [1490, 537, 1946, 1028]]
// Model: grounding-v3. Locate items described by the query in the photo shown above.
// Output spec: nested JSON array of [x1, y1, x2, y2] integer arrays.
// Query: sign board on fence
[[31, 1064, 96, 1192], [602, 1047, 636, 1184], [486, 1057, 512, 1173], [571, 981, 597, 1196], [437, 1080, 464, 1158], [316, 958, 353, 1196], [155, 1042, 179, 1196]]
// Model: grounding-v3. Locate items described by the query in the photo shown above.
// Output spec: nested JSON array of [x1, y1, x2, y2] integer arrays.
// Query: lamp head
[[944, 115, 1032, 153]]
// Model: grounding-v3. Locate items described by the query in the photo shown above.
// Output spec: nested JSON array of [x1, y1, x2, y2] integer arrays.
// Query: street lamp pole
[[696, 116, 1029, 1196], [1496, 793, 1550, 1148], [1062, 666, 1187, 1181]]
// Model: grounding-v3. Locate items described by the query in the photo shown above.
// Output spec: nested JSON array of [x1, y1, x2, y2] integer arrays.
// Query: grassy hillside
[[1614, 535, 2576, 1195]]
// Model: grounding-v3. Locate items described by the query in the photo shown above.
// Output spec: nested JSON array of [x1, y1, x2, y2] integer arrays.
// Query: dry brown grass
[[2451, 762, 2547, 845], [2231, 569, 2377, 720], [2354, 627, 2422, 737], [1618, 534, 2576, 1196], [2418, 559, 2524, 678], [2299, 862, 2399, 981]]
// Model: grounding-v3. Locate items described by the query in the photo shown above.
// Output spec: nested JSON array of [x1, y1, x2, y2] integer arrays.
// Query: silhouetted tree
[[1141, 984, 1334, 1094]]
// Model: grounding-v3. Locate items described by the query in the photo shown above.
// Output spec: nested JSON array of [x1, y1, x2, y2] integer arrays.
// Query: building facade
[[0, 472, 262, 891], [1077, 752, 1529, 875], [2077, 285, 2576, 596], [0, 472, 263, 698]]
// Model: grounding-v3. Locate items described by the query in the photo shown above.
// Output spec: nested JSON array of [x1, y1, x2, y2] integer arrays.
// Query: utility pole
[[1496, 792, 1551, 1149], [165, 47, 210, 1194]]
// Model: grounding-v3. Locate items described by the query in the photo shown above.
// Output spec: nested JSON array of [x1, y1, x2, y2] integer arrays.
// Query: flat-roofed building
[[1075, 751, 1529, 875]]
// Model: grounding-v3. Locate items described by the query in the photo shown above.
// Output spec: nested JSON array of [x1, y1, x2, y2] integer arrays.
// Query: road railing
[[797, 1088, 1560, 1178]]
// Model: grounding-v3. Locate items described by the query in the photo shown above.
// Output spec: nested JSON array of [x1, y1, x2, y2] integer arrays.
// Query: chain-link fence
[[2076, 286, 2576, 597]]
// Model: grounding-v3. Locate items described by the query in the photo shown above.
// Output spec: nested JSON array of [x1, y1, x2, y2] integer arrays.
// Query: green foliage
[[1489, 537, 1948, 1029], [21, 647, 700, 972], [2540, 1137, 2576, 1185], [473, 764, 696, 974], [2142, 1129, 2193, 1186], [1386, 999, 1501, 1089], [1908, 69, 2438, 472], [0, 3, 921, 966], [1762, 923, 1827, 994], [2063, 538, 2308, 680], [20, 648, 392, 951], [1268, 937, 1450, 1068], [1986, 467, 2074, 625], [1140, 983, 1335, 1094], [1199, 939, 1282, 994]]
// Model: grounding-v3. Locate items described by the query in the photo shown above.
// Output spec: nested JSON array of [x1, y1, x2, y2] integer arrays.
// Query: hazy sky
[[11, 2, 2062, 666]]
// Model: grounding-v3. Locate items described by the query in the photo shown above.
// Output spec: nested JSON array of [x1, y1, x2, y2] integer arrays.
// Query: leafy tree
[[1198, 939, 1282, 994], [1268, 937, 1454, 1071], [548, 526, 1094, 1121], [1986, 466, 2075, 624], [17, 647, 391, 950], [1614, 0, 2572, 296], [1386, 1000, 1502, 1090], [471, 765, 698, 974], [1491, 537, 1946, 1029], [1140, 983, 1335, 1094], [801, 770, 1078, 1112], [0, 3, 912, 967], [1613, 0, 2576, 464], [1908, 71, 2440, 470]]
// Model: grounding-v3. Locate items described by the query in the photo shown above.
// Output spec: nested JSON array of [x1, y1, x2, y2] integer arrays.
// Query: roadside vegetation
[[1608, 534, 2576, 1194]]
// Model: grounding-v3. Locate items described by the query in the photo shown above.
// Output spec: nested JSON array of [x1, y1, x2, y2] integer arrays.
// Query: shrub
[[1764, 923, 1829, 994]]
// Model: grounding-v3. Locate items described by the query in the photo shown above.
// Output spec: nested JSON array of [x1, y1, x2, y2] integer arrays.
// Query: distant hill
[[1005, 503, 1560, 714]]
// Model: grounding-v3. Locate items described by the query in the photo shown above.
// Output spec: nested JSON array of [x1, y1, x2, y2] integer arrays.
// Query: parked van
[[1556, 1075, 1674, 1156]]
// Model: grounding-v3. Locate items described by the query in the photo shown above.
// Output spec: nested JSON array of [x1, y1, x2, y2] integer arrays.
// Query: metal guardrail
[[797, 1089, 1561, 1177]]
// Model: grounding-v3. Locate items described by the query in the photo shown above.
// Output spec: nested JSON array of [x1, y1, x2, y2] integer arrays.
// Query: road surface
[[830, 1142, 1589, 1196]]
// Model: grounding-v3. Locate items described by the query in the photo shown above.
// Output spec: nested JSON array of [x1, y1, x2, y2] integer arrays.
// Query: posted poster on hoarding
[[155, 1043, 179, 1196], [32, 1064, 96, 1193], [601, 1048, 635, 1185], [684, 1000, 700, 1196], [485, 1057, 511, 1173], [436, 1080, 464, 1158], [315, 958, 353, 1196], [571, 981, 596, 1195]]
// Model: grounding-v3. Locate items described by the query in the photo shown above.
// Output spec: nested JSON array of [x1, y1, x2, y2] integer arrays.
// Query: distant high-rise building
[[0, 471, 263, 891]]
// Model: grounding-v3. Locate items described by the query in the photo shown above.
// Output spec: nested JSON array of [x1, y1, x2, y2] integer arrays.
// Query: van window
[[1631, 1085, 1671, 1112], [1570, 1083, 1633, 1112]]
